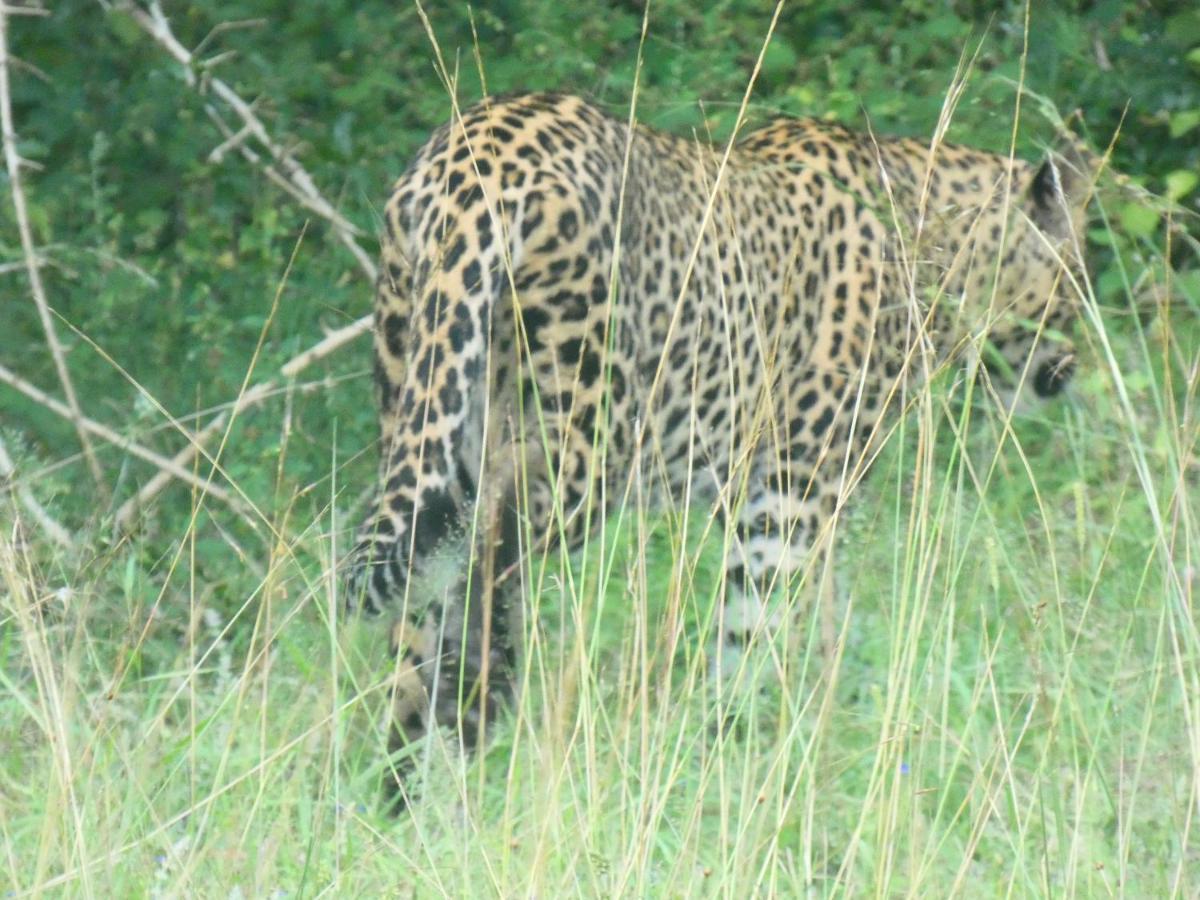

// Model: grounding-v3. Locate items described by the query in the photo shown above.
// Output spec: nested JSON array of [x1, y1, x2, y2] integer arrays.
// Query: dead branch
[[0, 362, 243, 512], [200, 102, 376, 280], [117, 0, 378, 282], [280, 314, 372, 379], [192, 17, 267, 61], [0, 10, 106, 490], [0, 6, 50, 17], [0, 256, 41, 274], [0, 434, 73, 549]]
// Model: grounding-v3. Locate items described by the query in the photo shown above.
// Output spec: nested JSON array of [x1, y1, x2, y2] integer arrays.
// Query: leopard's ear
[[1027, 120, 1099, 239]]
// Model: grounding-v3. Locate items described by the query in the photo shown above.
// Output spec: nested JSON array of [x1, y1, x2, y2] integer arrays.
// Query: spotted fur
[[345, 93, 1093, 802]]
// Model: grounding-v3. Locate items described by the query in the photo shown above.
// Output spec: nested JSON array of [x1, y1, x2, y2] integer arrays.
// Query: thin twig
[[206, 117, 254, 163], [0, 10, 107, 491], [0, 362, 243, 512], [118, 0, 377, 282], [0, 434, 73, 549], [0, 255, 42, 274], [192, 18, 267, 61], [0, 5, 50, 17]]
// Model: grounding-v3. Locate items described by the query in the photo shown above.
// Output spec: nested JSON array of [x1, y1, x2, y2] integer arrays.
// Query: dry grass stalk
[[0, 9, 106, 491]]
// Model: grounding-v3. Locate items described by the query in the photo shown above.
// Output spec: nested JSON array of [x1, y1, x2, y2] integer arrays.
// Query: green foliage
[[4, 2, 1196, 481], [2, 1, 1193, 496], [2, 1, 1199, 895]]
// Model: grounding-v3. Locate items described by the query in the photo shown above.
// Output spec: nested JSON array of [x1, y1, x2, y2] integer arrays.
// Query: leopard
[[344, 91, 1095, 805]]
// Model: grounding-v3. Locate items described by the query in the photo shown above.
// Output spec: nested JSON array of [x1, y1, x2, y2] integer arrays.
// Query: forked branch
[[115, 0, 377, 282]]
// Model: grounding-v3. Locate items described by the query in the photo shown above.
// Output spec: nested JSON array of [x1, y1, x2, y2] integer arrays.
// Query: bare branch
[[0, 5, 50, 17], [117, 0, 377, 282], [0, 10, 107, 490], [0, 362, 243, 513], [280, 314, 372, 379], [193, 18, 267, 60], [0, 255, 43, 274], [0, 435, 73, 549], [200, 103, 377, 279], [206, 116, 254, 164]]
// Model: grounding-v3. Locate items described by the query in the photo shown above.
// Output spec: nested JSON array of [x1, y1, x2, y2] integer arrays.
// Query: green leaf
[[1169, 109, 1200, 137], [925, 14, 966, 42], [1095, 267, 1126, 303], [1166, 10, 1200, 45], [1087, 226, 1121, 248], [760, 38, 798, 83], [1174, 269, 1200, 304], [1119, 203, 1159, 239], [1165, 169, 1199, 202]]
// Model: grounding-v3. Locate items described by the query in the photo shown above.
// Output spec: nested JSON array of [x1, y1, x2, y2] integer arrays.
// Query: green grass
[[3, 296, 1198, 895]]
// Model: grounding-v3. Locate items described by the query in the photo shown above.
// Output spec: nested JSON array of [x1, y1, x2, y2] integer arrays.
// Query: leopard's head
[[935, 137, 1098, 406]]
